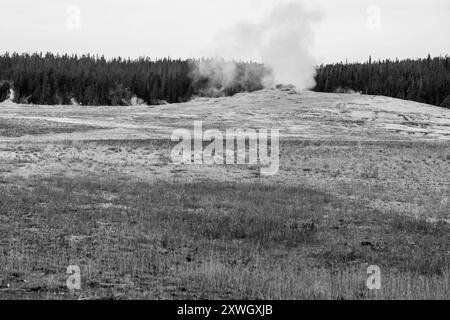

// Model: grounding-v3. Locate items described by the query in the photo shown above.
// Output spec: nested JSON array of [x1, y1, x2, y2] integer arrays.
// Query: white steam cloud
[[193, 1, 321, 93], [190, 58, 271, 97]]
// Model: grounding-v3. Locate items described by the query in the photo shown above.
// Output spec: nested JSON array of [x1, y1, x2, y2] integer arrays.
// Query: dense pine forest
[[0, 53, 449, 108], [0, 52, 267, 106], [314, 55, 450, 108]]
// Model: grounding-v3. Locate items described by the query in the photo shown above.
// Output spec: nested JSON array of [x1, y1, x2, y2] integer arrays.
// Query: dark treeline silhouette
[[0, 81, 9, 102], [0, 52, 267, 106], [0, 52, 193, 105], [314, 55, 450, 108], [2, 52, 449, 108]]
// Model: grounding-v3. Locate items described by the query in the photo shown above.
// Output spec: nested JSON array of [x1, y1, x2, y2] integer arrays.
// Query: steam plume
[[191, 1, 321, 94], [190, 58, 272, 97]]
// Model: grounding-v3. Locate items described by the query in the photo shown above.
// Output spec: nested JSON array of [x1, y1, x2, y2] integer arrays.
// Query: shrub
[[440, 95, 450, 109]]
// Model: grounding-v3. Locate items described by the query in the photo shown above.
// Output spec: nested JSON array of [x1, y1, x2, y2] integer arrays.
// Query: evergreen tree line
[[0, 52, 266, 106], [2, 53, 449, 108], [313, 55, 450, 108]]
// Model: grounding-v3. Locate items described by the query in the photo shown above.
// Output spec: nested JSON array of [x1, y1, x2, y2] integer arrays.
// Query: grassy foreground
[[0, 174, 449, 299]]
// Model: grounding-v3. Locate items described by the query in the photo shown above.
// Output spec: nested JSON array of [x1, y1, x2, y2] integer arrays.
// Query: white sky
[[1, 0, 449, 64]]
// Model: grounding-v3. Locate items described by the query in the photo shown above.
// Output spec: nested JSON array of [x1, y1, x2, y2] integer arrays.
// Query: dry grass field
[[0, 89, 449, 299]]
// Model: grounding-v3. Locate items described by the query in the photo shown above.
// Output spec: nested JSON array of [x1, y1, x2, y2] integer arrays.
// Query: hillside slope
[[1, 89, 449, 142]]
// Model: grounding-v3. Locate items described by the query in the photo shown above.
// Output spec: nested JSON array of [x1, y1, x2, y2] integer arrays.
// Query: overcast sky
[[1, 0, 449, 64]]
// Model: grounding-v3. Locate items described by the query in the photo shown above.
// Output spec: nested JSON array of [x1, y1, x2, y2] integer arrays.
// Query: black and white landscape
[[0, 0, 449, 300]]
